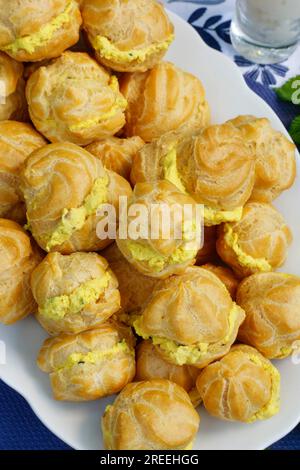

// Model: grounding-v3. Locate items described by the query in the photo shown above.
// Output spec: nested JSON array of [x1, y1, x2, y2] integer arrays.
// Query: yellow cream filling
[[185, 441, 194, 451], [44, 175, 109, 251], [204, 206, 243, 227], [162, 148, 187, 194], [162, 148, 243, 226], [134, 304, 241, 366], [247, 354, 280, 423], [57, 340, 132, 371], [126, 241, 197, 272], [38, 274, 110, 321], [3, 1, 75, 54], [101, 408, 113, 447], [224, 223, 272, 272], [278, 346, 293, 358], [126, 220, 198, 273], [69, 77, 127, 132], [91, 34, 174, 64]]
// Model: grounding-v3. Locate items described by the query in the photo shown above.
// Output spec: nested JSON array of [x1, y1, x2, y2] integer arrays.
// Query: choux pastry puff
[[20, 142, 132, 254], [196, 345, 280, 423], [228, 115, 296, 203], [121, 62, 210, 142], [102, 243, 158, 315], [217, 202, 292, 278], [135, 340, 200, 406], [0, 52, 27, 121], [26, 52, 127, 146], [37, 321, 136, 401], [0, 219, 41, 324], [237, 272, 300, 359], [82, 0, 174, 73], [131, 122, 256, 225], [86, 136, 144, 181], [0, 0, 82, 62], [101, 379, 200, 450], [201, 263, 239, 300], [31, 252, 121, 335], [116, 180, 201, 279], [0, 121, 46, 224], [133, 266, 245, 367]]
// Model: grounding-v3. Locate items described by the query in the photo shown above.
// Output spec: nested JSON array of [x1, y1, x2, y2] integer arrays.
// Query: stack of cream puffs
[[0, 0, 299, 452]]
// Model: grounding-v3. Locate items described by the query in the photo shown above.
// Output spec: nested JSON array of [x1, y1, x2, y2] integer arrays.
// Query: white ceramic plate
[[1, 11, 300, 451]]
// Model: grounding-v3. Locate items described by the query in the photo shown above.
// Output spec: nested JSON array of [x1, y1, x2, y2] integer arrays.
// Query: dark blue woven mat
[[0, 378, 299, 450], [1, 2, 300, 451]]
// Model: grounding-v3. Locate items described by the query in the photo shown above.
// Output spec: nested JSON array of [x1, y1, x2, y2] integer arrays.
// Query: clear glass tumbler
[[230, 0, 300, 64]]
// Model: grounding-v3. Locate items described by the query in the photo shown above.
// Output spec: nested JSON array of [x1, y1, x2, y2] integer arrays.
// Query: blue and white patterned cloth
[[0, 0, 300, 451], [164, 0, 300, 130]]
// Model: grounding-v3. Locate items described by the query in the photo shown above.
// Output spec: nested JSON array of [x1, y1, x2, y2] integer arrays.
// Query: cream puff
[[102, 379, 200, 450], [0, 52, 27, 121], [135, 340, 199, 395], [237, 272, 300, 359], [196, 345, 280, 423], [121, 62, 210, 142], [86, 136, 144, 181], [26, 52, 127, 146], [102, 243, 158, 314], [0, 0, 82, 62], [37, 321, 136, 401], [82, 0, 174, 73], [31, 252, 120, 335], [133, 266, 245, 367], [131, 122, 256, 225], [0, 219, 41, 324], [0, 121, 46, 224], [116, 180, 201, 279], [20, 142, 132, 254], [229, 115, 296, 203], [202, 263, 239, 299], [217, 202, 292, 278]]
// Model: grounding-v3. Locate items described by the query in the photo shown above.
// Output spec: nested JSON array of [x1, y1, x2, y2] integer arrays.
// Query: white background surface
[[0, 11, 300, 450]]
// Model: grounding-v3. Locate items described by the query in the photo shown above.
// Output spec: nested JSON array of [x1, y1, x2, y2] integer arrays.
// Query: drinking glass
[[230, 0, 300, 64]]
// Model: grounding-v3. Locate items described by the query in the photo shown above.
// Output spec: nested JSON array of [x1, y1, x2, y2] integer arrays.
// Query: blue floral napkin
[[164, 0, 300, 129]]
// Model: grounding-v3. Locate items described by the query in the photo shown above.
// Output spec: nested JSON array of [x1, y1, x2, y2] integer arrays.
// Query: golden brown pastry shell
[[237, 272, 300, 359], [0, 121, 46, 223], [37, 322, 136, 401], [0, 218, 41, 324], [116, 180, 200, 279], [86, 136, 144, 181], [228, 115, 296, 203], [216, 202, 292, 278], [135, 340, 199, 392], [134, 266, 245, 367], [0, 52, 28, 121], [121, 62, 210, 142], [82, 0, 174, 73], [26, 52, 127, 145], [202, 263, 239, 299], [102, 379, 200, 450], [131, 122, 256, 212], [31, 252, 121, 335], [196, 344, 280, 422], [20, 142, 132, 253], [102, 243, 158, 313], [0, 0, 82, 62]]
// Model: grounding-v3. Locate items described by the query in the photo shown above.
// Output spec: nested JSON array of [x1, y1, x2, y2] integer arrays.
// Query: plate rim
[[0, 8, 299, 451]]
